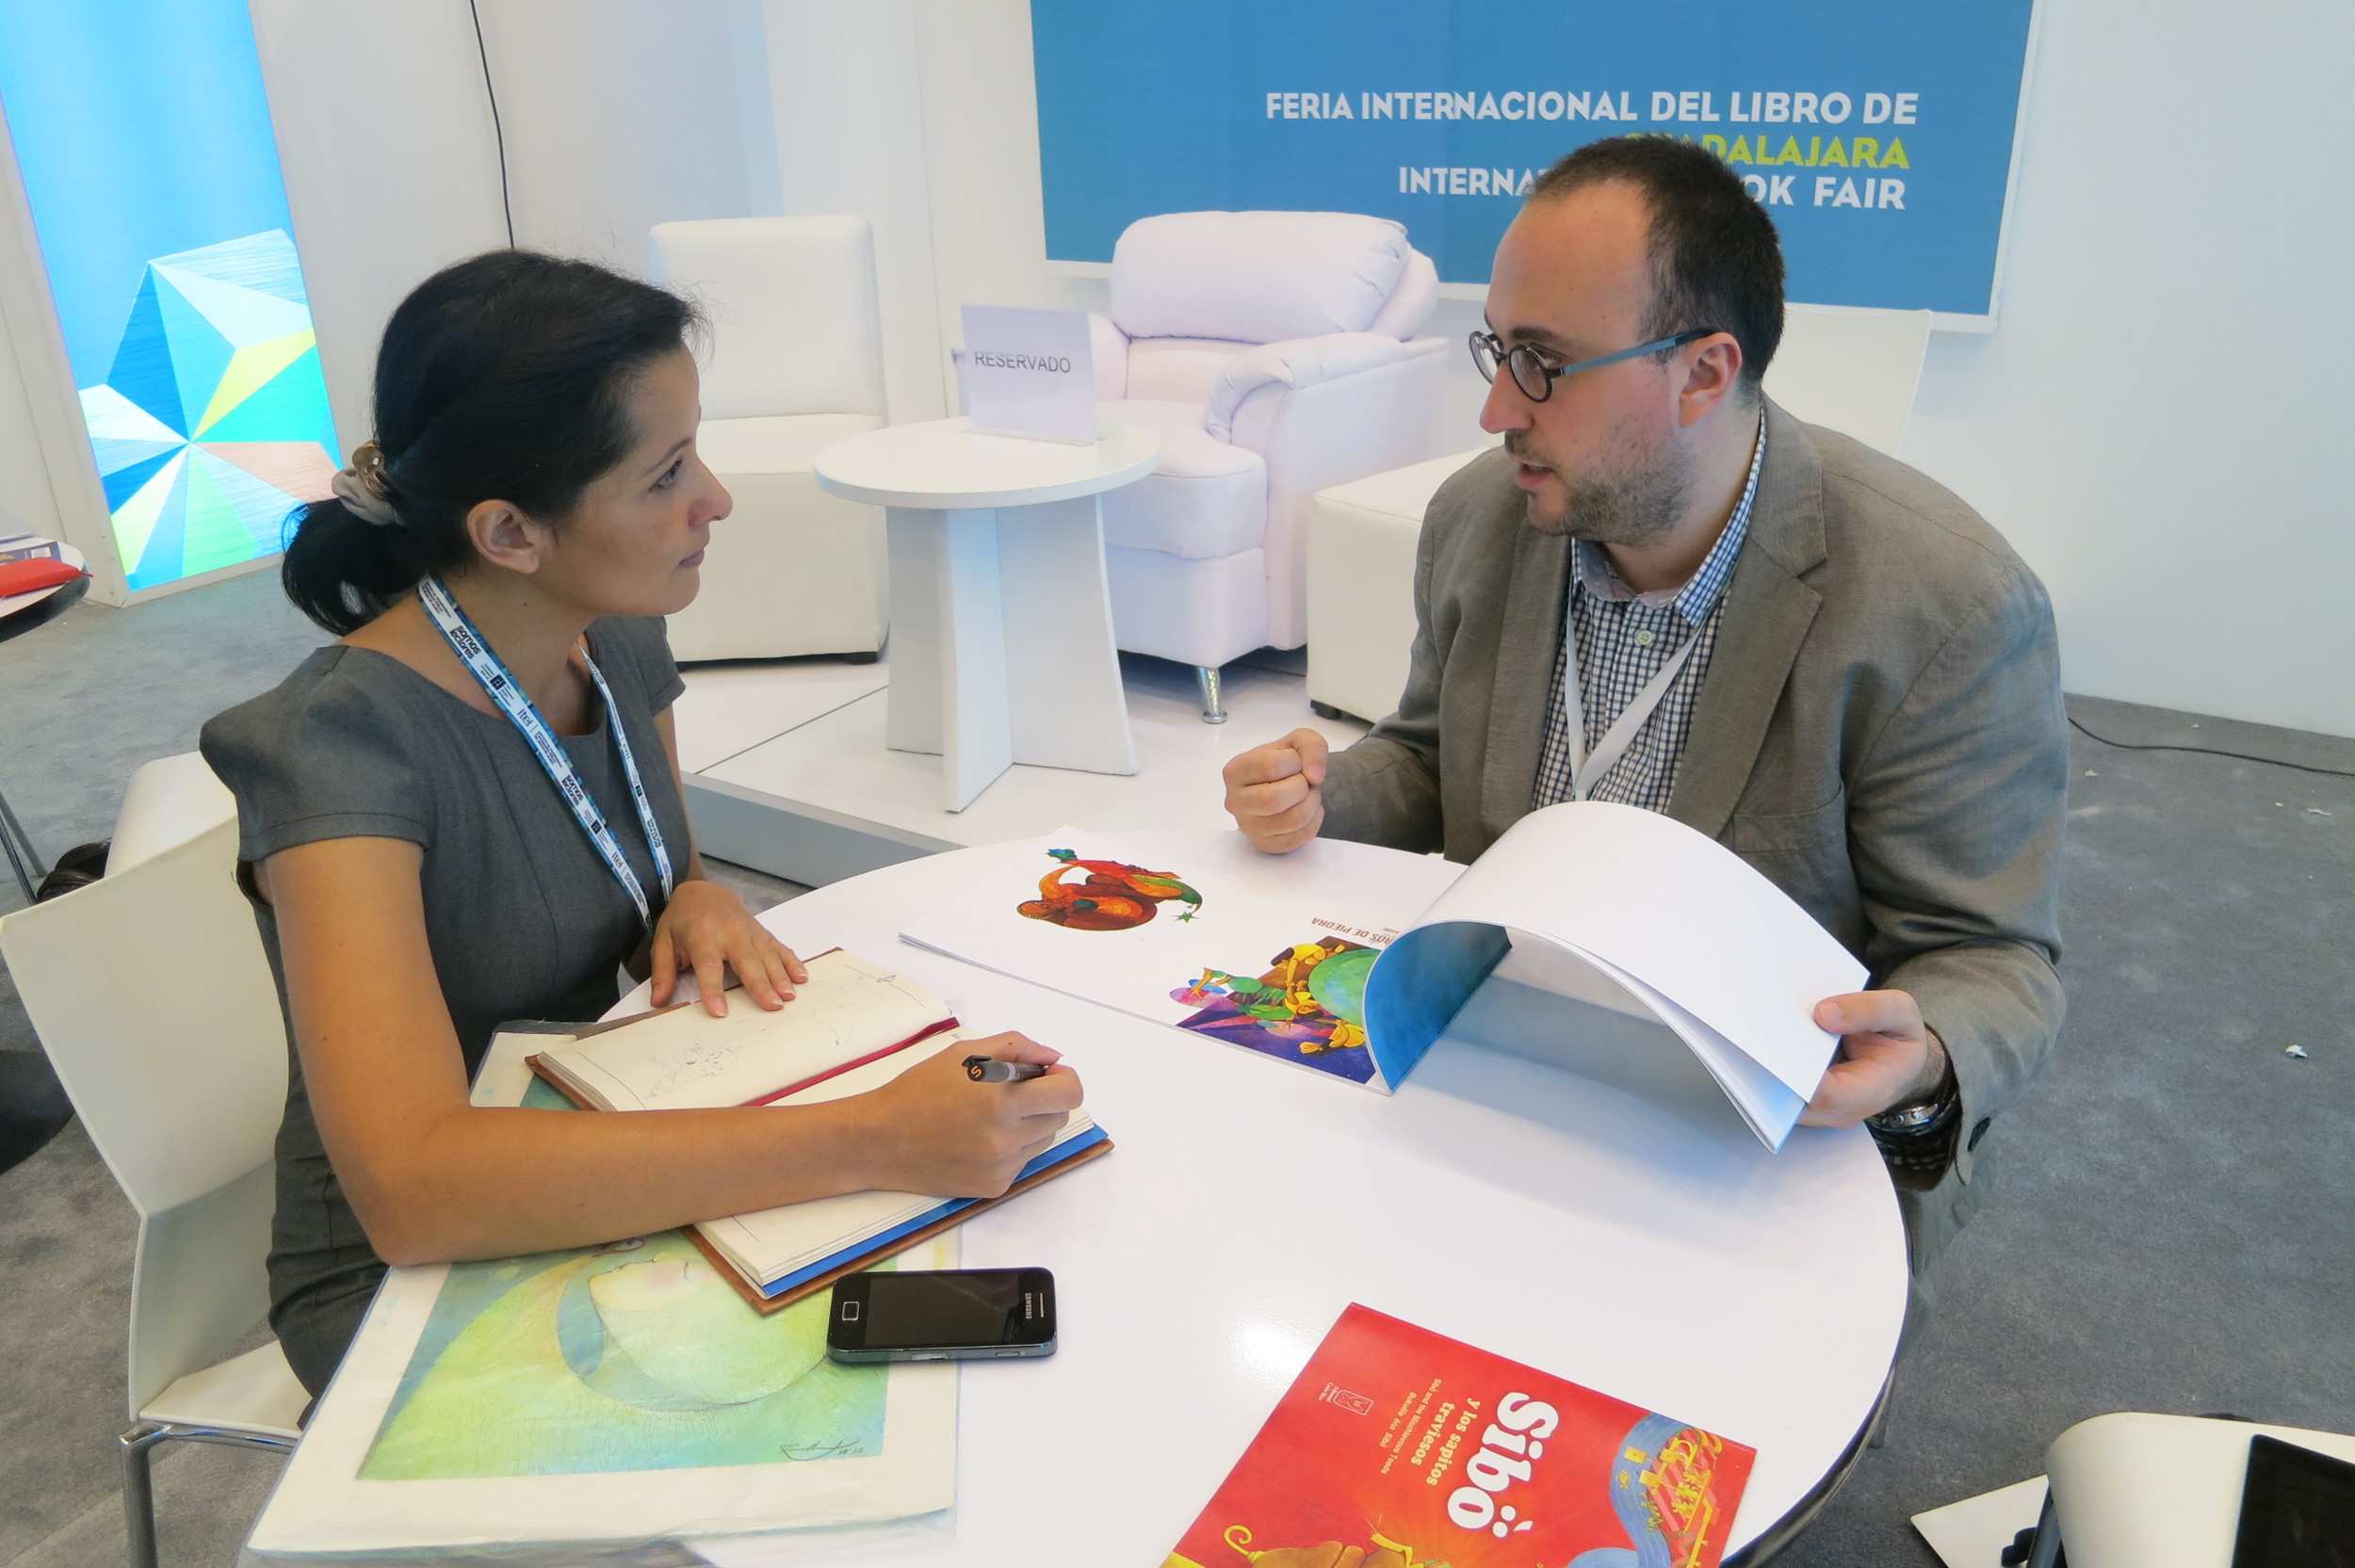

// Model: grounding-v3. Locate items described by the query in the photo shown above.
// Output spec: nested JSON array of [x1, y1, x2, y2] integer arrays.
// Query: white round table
[[631, 830, 1910, 1564], [813, 419, 1161, 814]]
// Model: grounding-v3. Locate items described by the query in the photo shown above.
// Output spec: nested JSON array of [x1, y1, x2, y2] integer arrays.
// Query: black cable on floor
[[467, 0, 515, 248], [2069, 716, 2355, 780]]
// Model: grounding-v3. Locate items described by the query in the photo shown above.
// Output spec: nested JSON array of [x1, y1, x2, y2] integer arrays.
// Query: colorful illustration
[[1016, 847, 1202, 930], [1164, 1304, 1755, 1568], [1172, 938, 1380, 1082], [361, 1232, 891, 1479]]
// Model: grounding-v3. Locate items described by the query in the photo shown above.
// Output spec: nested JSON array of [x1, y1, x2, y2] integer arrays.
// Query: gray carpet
[[3, 569, 2351, 1564]]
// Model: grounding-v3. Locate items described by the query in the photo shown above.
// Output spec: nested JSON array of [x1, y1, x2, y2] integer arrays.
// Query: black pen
[[964, 1055, 1048, 1084]]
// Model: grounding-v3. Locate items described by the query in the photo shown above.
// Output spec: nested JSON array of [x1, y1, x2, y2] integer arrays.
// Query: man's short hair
[[1526, 137, 1785, 393]]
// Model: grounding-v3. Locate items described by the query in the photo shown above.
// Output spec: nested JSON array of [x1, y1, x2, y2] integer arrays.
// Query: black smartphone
[[826, 1268, 1056, 1363]]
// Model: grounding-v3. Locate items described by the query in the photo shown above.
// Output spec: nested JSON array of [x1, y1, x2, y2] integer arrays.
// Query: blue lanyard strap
[[416, 575, 675, 928]]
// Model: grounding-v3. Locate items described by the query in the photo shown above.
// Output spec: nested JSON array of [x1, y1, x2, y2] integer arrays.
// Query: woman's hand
[[849, 1033, 1084, 1198], [650, 879, 807, 1016]]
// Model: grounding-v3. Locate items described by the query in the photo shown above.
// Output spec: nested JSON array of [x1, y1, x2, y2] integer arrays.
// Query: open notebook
[[901, 806, 1867, 1149], [519, 948, 1110, 1311]]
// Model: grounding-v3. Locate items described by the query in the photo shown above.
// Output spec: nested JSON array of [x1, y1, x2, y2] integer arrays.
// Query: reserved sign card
[[961, 304, 1097, 444]]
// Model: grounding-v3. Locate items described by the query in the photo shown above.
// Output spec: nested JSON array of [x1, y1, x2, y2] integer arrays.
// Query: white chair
[[2024, 1413, 2355, 1567], [0, 762, 304, 1568], [651, 216, 891, 663], [1090, 211, 1446, 719], [1302, 304, 1937, 723]]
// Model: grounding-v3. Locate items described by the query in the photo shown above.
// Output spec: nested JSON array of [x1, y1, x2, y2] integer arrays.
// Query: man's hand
[[1799, 989, 1948, 1128], [1223, 728, 1329, 852]]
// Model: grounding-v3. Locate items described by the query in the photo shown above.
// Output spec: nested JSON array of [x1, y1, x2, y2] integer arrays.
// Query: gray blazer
[[1322, 400, 2068, 1278]]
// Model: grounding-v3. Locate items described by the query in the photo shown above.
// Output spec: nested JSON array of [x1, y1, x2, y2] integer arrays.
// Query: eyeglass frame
[[1469, 327, 1722, 403]]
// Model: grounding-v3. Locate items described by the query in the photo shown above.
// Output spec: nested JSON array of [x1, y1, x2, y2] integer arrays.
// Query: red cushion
[[0, 558, 83, 597]]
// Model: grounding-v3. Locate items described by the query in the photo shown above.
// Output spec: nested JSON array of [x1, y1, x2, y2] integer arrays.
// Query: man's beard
[[1507, 428, 1692, 546]]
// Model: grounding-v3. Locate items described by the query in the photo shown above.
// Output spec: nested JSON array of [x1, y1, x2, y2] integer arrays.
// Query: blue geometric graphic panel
[[0, 0, 341, 591]]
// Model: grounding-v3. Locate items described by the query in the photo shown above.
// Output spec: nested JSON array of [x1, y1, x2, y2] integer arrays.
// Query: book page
[[543, 949, 951, 1110], [901, 826, 1460, 1091], [1371, 802, 1864, 1126]]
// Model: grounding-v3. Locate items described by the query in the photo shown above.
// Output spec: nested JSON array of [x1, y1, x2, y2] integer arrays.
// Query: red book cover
[[1165, 1305, 1756, 1568]]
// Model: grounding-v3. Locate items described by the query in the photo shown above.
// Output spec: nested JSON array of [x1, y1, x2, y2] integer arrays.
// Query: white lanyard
[[417, 575, 674, 928], [1560, 617, 1702, 802]]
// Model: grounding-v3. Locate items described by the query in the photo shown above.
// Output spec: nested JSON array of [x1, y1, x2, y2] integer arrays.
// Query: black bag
[[1, 840, 104, 1174]]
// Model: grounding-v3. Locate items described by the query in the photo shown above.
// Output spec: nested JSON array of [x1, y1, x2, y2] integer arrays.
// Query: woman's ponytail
[[275, 251, 697, 635]]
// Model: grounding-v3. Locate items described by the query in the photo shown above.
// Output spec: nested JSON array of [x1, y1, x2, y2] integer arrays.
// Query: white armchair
[[1090, 211, 1445, 718], [651, 216, 890, 663]]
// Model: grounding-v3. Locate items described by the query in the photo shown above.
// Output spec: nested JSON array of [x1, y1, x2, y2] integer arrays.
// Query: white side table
[[814, 418, 1160, 812]]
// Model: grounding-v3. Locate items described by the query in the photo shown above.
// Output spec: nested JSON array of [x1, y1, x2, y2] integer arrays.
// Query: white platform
[[675, 653, 1369, 886]]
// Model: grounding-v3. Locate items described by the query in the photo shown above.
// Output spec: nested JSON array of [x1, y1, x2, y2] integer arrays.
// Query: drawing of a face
[[561, 1248, 826, 1409]]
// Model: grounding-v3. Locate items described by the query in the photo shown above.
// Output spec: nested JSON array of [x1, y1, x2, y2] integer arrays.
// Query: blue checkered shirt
[[1532, 418, 1767, 812]]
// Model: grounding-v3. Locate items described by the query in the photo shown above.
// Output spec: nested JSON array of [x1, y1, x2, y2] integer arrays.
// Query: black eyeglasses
[[1470, 328, 1720, 403]]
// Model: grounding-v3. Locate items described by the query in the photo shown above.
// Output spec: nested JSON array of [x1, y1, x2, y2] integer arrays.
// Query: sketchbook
[[525, 948, 1111, 1310], [901, 805, 1867, 1148]]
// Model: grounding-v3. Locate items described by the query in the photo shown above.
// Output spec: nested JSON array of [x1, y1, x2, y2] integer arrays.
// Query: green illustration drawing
[[360, 1232, 890, 1479]]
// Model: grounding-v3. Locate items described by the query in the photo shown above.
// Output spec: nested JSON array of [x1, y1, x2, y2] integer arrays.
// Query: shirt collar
[[1572, 412, 1768, 626]]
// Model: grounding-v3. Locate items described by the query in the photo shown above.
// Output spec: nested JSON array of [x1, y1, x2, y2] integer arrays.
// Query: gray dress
[[200, 615, 689, 1398]]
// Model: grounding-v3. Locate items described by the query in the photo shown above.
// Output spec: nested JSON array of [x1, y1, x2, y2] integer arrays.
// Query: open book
[[523, 948, 1111, 1310], [901, 805, 1867, 1149]]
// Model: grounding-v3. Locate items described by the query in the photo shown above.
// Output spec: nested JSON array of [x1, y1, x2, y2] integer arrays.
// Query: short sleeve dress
[[199, 615, 690, 1398]]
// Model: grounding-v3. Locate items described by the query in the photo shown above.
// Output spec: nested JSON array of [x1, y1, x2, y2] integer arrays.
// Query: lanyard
[[416, 575, 674, 928], [1560, 616, 1703, 802]]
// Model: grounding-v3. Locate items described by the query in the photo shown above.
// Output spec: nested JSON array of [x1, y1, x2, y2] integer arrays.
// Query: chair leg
[[0, 784, 41, 902], [122, 1422, 169, 1568], [1195, 666, 1227, 725]]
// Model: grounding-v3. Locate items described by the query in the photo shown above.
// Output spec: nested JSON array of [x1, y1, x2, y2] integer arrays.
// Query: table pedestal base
[[885, 498, 1137, 811]]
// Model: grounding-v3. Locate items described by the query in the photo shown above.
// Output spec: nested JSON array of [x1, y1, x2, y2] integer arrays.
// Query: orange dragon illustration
[[1015, 848, 1203, 931]]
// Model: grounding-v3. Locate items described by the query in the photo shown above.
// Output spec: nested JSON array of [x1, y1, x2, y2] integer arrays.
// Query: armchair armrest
[[1205, 333, 1437, 445]]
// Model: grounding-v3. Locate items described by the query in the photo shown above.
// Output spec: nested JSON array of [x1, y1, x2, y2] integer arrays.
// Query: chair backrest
[[1109, 211, 1440, 403], [109, 750, 237, 874], [651, 215, 887, 423], [1762, 304, 1932, 457], [0, 816, 289, 1412]]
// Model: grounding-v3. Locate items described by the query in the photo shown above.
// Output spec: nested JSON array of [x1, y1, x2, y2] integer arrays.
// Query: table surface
[[617, 830, 1910, 1564], [0, 541, 89, 643], [813, 416, 1160, 510]]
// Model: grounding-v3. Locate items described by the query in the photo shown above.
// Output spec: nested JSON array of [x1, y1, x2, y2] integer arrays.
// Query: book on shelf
[[1162, 1303, 1757, 1568], [901, 803, 1866, 1149], [515, 947, 1110, 1312]]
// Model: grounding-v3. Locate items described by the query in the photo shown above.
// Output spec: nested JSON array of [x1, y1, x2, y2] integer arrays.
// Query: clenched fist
[[1223, 727, 1329, 853]]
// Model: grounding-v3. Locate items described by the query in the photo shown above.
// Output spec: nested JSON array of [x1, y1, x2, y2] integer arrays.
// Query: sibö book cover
[[1164, 1305, 1756, 1568]]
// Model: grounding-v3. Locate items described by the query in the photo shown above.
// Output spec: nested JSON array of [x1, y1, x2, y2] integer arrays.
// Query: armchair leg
[[122, 1422, 169, 1568], [1195, 666, 1227, 725]]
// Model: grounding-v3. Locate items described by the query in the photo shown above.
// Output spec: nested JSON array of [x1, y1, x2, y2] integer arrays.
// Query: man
[[1223, 137, 2066, 1288]]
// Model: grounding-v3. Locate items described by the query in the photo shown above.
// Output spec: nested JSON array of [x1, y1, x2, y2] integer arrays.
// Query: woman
[[203, 251, 1080, 1398]]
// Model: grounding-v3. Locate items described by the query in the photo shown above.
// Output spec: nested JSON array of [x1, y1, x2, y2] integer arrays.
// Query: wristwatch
[[1866, 1053, 1960, 1186]]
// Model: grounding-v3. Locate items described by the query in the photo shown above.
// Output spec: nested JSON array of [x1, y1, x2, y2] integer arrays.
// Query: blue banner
[[1032, 1, 2035, 317]]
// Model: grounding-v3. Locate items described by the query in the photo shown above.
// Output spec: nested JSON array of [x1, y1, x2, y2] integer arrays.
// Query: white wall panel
[[248, 0, 512, 460], [764, 0, 948, 425], [477, 0, 777, 273], [1896, 0, 2355, 737]]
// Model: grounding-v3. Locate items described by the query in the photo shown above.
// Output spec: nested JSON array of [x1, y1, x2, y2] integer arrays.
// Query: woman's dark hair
[[1527, 136, 1785, 394], [282, 251, 699, 635]]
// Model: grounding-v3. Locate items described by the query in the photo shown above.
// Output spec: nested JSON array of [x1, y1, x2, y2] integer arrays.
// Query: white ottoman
[[1305, 445, 1494, 723]]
